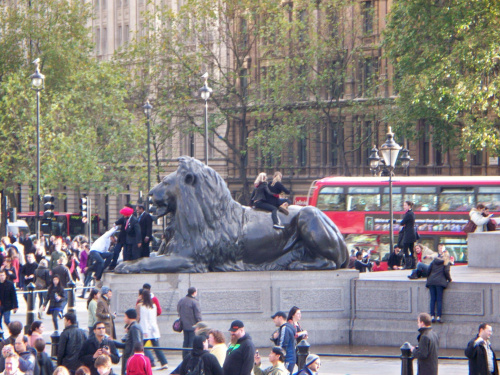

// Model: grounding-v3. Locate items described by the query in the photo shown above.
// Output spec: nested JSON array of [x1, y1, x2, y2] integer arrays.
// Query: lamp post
[[369, 127, 411, 253], [30, 59, 45, 240], [199, 73, 212, 166], [142, 100, 152, 211]]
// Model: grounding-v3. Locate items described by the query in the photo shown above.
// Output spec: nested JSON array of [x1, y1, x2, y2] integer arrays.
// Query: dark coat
[[115, 320, 143, 375], [177, 295, 202, 332], [52, 264, 73, 288], [57, 324, 88, 370], [45, 285, 66, 312], [413, 327, 439, 375], [268, 181, 291, 207], [251, 182, 275, 204], [79, 335, 120, 375], [388, 251, 404, 269], [400, 209, 416, 244], [223, 334, 255, 375], [124, 216, 142, 245], [0, 279, 18, 310], [179, 351, 223, 375], [138, 212, 153, 241], [21, 261, 38, 285], [37, 352, 55, 375], [35, 265, 51, 290], [465, 336, 499, 375], [115, 217, 127, 244], [426, 258, 452, 289]]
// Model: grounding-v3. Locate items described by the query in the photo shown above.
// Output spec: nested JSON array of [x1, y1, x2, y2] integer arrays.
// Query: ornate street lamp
[[142, 100, 152, 212], [199, 73, 212, 166], [369, 127, 411, 253], [30, 58, 45, 239]]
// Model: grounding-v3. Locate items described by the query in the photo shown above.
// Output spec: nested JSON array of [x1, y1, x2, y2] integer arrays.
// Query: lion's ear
[[184, 173, 197, 186]]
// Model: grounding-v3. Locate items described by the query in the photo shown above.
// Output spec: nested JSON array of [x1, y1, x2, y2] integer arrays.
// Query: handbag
[[487, 218, 497, 231], [172, 319, 183, 333], [463, 220, 477, 234]]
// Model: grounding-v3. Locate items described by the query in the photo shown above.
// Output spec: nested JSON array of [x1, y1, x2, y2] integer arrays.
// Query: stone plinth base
[[468, 232, 500, 267], [103, 270, 358, 348]]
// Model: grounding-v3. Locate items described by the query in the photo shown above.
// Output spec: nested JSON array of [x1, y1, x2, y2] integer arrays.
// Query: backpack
[[186, 357, 204, 375]]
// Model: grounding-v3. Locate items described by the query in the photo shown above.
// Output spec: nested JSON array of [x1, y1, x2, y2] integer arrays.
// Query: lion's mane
[[170, 157, 245, 270]]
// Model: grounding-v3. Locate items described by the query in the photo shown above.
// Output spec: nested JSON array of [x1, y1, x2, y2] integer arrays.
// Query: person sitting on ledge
[[408, 243, 440, 280], [354, 251, 372, 273], [388, 245, 404, 270]]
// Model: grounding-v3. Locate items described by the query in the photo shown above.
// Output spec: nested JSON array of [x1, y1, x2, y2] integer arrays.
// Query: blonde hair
[[254, 173, 267, 186], [271, 172, 282, 187], [442, 252, 451, 266], [53, 366, 71, 375]]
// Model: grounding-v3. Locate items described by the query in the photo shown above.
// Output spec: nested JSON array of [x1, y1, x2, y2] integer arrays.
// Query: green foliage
[[383, 0, 500, 156], [0, 0, 140, 195]]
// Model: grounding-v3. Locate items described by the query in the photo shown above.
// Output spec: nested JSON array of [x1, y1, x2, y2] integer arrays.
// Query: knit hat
[[101, 286, 111, 295], [120, 207, 134, 216], [306, 354, 320, 367]]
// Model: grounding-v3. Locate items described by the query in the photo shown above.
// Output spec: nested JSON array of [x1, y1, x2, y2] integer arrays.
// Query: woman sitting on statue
[[250, 173, 284, 230], [268, 172, 291, 216]]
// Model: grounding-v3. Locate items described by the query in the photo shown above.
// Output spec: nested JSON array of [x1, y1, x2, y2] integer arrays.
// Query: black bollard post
[[51, 330, 60, 358], [67, 281, 76, 314], [25, 282, 36, 334], [401, 342, 414, 375], [296, 339, 310, 370]]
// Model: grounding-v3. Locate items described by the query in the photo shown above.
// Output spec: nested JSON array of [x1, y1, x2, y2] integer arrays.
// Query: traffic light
[[43, 194, 55, 219], [148, 195, 156, 214], [7, 207, 17, 222], [79, 195, 88, 223]]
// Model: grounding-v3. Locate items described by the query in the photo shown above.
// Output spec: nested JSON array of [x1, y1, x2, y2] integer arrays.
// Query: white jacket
[[469, 208, 490, 232], [139, 304, 161, 339], [90, 227, 118, 253]]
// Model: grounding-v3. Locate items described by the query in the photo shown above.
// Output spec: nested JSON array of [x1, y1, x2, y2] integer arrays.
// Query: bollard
[[296, 339, 310, 370], [400, 342, 414, 375], [51, 330, 60, 358], [67, 281, 76, 314], [25, 283, 36, 334]]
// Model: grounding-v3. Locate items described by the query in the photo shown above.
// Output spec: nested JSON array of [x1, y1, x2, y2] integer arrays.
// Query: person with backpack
[[179, 335, 222, 375]]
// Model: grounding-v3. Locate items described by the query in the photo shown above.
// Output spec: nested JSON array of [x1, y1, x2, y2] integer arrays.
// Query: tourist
[[297, 354, 321, 375], [400, 201, 417, 269], [465, 323, 499, 375], [253, 347, 287, 375], [410, 313, 439, 375], [223, 320, 255, 375], [268, 172, 291, 215], [179, 335, 222, 375], [96, 287, 116, 339], [42, 274, 66, 331], [426, 252, 452, 323], [208, 330, 227, 367], [270, 311, 296, 373], [79, 322, 120, 375], [177, 287, 202, 359], [126, 343, 152, 375], [251, 173, 284, 229], [86, 288, 100, 336], [287, 306, 308, 344], [57, 313, 87, 372]]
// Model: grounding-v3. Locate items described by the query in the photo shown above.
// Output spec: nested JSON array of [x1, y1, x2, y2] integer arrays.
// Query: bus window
[[347, 187, 380, 211], [440, 237, 468, 263], [405, 187, 438, 211], [381, 187, 402, 211], [477, 187, 500, 210], [317, 187, 345, 211], [439, 188, 475, 211]]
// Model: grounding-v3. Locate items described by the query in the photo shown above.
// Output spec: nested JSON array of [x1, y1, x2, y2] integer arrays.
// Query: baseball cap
[[229, 320, 244, 332], [271, 311, 287, 319]]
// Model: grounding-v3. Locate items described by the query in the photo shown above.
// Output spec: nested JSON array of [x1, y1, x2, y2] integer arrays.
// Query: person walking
[[410, 313, 439, 375], [426, 252, 452, 323], [179, 335, 222, 375], [34, 259, 50, 318], [287, 306, 308, 344], [136, 290, 168, 370], [42, 274, 66, 331], [96, 287, 116, 339], [253, 347, 288, 375], [177, 287, 202, 359], [57, 313, 87, 373], [400, 201, 417, 269], [208, 330, 227, 367], [465, 323, 499, 375], [223, 320, 255, 375], [0, 270, 18, 331], [270, 311, 296, 373], [115, 309, 143, 375], [297, 354, 321, 375], [87, 289, 100, 336]]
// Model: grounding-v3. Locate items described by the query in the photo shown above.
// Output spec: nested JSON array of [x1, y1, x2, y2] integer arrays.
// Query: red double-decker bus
[[308, 176, 500, 263], [18, 212, 100, 238]]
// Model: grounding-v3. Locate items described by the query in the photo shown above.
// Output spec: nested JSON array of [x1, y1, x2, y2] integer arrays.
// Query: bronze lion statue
[[115, 156, 348, 273]]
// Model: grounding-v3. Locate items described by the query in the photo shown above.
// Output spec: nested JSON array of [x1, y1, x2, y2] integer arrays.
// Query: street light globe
[[368, 146, 381, 171], [200, 84, 212, 101], [379, 127, 401, 169], [31, 70, 45, 89], [142, 100, 153, 118], [400, 148, 411, 169]]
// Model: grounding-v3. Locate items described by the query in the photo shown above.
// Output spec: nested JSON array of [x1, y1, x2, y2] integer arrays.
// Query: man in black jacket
[[136, 204, 153, 258], [465, 323, 499, 375], [400, 201, 417, 269], [0, 270, 18, 330], [223, 320, 255, 375], [119, 207, 142, 261], [114, 309, 143, 375], [177, 287, 202, 359], [79, 322, 119, 375], [57, 313, 87, 372], [410, 313, 439, 375]]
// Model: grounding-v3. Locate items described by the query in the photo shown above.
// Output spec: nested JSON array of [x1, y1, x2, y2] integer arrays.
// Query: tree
[[383, 0, 500, 157], [0, 0, 141, 208]]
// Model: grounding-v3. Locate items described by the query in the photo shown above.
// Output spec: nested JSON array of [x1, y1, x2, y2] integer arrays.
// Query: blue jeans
[[285, 362, 296, 374], [429, 285, 444, 317], [144, 338, 168, 366], [182, 330, 195, 359], [0, 307, 11, 330]]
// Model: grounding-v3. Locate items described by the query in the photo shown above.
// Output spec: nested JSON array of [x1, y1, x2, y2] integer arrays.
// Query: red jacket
[[127, 353, 153, 375]]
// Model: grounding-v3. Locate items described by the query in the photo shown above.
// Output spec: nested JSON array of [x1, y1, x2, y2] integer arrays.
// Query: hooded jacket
[[223, 334, 256, 375]]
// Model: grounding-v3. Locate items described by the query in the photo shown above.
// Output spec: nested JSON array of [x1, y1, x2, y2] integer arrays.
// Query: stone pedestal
[[467, 232, 500, 267], [103, 270, 358, 348]]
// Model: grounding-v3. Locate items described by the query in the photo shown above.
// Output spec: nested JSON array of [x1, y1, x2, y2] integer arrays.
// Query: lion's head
[[150, 157, 244, 269]]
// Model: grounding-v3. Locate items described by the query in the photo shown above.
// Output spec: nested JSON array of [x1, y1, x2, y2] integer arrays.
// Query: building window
[[239, 17, 248, 50], [298, 10, 307, 42], [299, 138, 307, 167], [331, 128, 338, 167], [102, 28, 107, 55], [360, 57, 378, 96], [362, 1, 373, 35], [95, 28, 100, 54], [240, 69, 248, 98], [117, 25, 122, 47], [472, 150, 483, 166], [124, 25, 129, 45], [364, 121, 373, 166]]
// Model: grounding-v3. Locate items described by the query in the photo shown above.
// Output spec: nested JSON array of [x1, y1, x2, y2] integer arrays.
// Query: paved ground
[[12, 287, 471, 375]]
